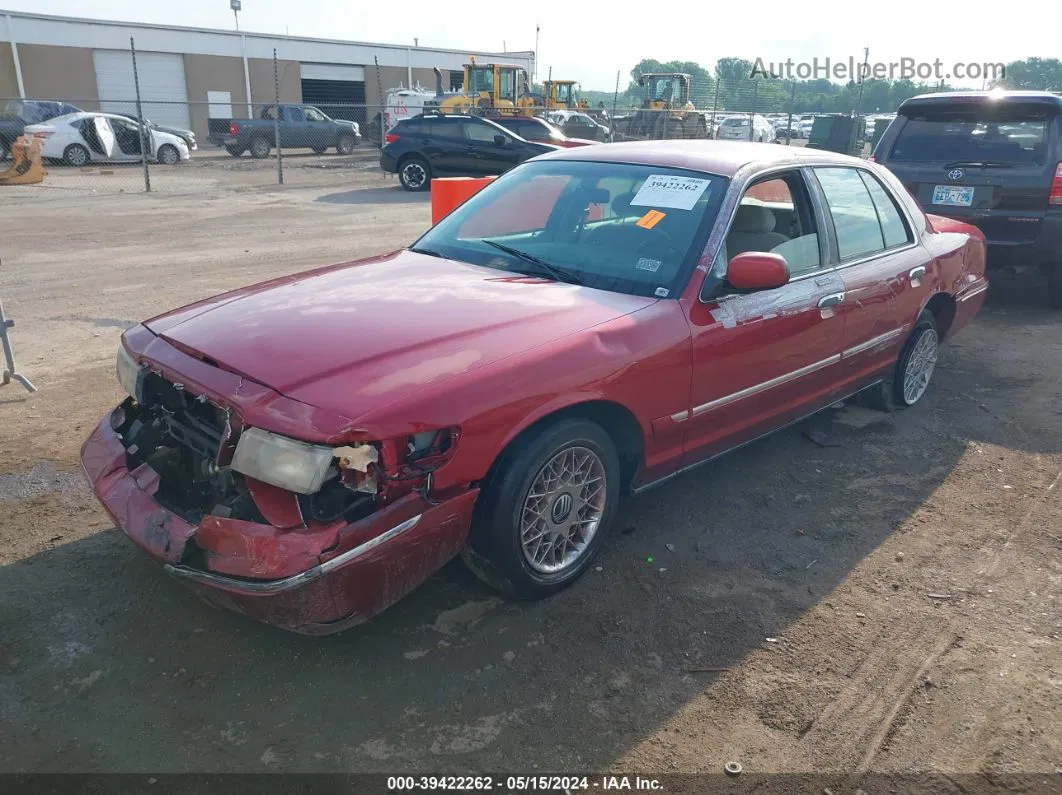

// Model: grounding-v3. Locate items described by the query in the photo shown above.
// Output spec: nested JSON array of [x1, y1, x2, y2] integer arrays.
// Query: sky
[[1, 0, 1056, 91]]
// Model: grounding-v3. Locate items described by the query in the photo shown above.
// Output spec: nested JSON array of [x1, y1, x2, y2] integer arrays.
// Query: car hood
[[144, 250, 656, 422]]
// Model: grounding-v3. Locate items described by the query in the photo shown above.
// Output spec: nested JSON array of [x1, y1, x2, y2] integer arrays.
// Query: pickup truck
[[0, 99, 83, 158], [207, 104, 361, 158]]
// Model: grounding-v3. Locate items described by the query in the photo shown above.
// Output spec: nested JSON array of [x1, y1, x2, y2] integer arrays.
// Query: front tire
[[63, 144, 90, 167], [336, 135, 357, 155], [398, 156, 430, 191], [156, 144, 180, 165], [463, 419, 620, 599]]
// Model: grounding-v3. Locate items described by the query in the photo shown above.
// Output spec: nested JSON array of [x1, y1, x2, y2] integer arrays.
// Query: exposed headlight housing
[[230, 427, 335, 495], [116, 343, 143, 400]]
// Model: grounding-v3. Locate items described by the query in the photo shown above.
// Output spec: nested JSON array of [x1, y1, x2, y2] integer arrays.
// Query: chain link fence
[[2, 51, 884, 197]]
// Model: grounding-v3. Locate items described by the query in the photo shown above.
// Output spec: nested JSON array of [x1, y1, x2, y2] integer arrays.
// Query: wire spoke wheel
[[520, 446, 606, 575], [902, 327, 938, 405]]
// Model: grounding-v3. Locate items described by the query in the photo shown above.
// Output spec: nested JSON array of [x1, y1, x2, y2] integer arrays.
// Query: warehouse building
[[0, 10, 534, 138]]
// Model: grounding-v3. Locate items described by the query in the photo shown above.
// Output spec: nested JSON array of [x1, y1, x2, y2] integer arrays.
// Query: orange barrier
[[430, 176, 497, 225], [0, 136, 47, 186]]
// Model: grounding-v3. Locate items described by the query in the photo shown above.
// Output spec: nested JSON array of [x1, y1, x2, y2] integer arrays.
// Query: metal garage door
[[94, 50, 191, 131], [300, 64, 367, 126]]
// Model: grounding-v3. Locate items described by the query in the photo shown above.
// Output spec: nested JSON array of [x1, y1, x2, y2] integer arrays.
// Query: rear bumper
[[983, 212, 1062, 268], [380, 151, 398, 173], [81, 416, 478, 635]]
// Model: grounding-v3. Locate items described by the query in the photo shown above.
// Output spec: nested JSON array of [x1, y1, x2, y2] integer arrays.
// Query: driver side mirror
[[494, 134, 507, 146], [727, 252, 790, 290]]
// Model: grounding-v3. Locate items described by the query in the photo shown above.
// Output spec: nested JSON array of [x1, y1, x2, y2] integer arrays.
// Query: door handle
[[818, 292, 845, 308], [908, 266, 926, 281]]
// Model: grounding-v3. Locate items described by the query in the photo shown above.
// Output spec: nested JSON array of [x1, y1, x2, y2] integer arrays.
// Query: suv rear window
[[889, 104, 1056, 165]]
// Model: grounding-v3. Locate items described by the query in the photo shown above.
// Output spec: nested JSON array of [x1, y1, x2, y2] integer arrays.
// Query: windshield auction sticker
[[631, 175, 711, 210]]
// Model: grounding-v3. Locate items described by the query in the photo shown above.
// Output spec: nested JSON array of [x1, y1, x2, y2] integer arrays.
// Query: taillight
[[384, 133, 399, 144], [32, 131, 52, 139], [1050, 163, 1062, 206], [867, 154, 876, 162], [229, 122, 239, 137]]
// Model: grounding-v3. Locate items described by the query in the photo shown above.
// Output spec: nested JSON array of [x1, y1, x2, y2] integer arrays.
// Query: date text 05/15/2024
[[386, 775, 664, 791]]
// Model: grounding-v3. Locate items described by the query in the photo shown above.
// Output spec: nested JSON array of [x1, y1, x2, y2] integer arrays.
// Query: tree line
[[578, 57, 1062, 115]]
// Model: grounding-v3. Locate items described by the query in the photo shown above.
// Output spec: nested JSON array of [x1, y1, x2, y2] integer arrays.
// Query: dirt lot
[[0, 160, 1060, 781]]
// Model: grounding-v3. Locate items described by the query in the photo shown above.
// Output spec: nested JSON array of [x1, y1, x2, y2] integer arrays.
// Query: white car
[[715, 114, 775, 143], [23, 112, 191, 167]]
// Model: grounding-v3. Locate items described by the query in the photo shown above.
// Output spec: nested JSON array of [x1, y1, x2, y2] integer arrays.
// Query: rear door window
[[813, 167, 888, 261], [858, 172, 912, 248], [889, 105, 1055, 165]]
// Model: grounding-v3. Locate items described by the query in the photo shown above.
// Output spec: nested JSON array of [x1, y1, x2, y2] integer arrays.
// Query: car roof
[[537, 139, 862, 176], [899, 90, 1062, 112]]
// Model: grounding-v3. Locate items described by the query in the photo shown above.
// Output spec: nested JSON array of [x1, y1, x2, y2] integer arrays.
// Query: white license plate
[[932, 185, 975, 207]]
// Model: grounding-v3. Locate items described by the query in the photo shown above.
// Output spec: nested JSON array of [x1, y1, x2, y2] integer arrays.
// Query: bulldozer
[[617, 73, 708, 140], [542, 79, 587, 110], [428, 58, 536, 116]]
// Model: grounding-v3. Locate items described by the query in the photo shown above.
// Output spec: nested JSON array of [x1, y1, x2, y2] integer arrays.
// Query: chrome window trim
[[163, 513, 423, 594]]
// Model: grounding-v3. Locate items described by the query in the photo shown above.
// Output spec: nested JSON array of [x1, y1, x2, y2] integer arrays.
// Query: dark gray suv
[[872, 90, 1062, 306]]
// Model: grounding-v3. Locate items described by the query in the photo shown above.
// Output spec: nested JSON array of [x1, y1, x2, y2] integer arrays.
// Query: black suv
[[380, 113, 558, 191], [872, 90, 1062, 306]]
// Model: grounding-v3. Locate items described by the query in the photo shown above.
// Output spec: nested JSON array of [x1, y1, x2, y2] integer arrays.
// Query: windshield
[[723, 118, 749, 126], [890, 105, 1056, 165], [468, 67, 494, 94], [411, 160, 727, 298]]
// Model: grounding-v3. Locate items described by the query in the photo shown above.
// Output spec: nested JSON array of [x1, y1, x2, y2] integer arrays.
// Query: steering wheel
[[635, 230, 682, 266]]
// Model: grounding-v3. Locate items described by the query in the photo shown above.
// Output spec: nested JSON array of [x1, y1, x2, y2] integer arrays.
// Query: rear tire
[[462, 418, 620, 599], [398, 155, 430, 191], [311, 146, 327, 154], [856, 310, 938, 411], [63, 144, 90, 167], [224, 145, 245, 157], [248, 137, 271, 159]]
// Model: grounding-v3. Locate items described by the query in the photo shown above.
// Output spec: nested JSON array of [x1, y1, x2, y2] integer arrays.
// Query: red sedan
[[81, 141, 988, 634]]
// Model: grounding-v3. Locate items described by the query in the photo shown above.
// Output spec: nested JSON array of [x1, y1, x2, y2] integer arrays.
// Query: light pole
[[534, 24, 540, 84], [231, 0, 242, 31]]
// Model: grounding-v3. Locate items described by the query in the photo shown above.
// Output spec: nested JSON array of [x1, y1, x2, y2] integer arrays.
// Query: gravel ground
[[0, 163, 1059, 780]]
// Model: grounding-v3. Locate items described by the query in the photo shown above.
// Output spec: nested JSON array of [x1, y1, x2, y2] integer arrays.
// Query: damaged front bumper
[[81, 417, 478, 634]]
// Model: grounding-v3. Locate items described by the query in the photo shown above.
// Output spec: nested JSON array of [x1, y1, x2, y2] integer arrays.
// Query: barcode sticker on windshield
[[631, 175, 711, 210]]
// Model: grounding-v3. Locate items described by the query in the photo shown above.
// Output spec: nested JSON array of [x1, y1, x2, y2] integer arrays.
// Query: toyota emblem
[[947, 168, 965, 180]]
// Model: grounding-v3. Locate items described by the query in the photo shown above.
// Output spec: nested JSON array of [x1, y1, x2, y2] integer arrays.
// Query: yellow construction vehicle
[[617, 73, 708, 139], [429, 58, 535, 115], [542, 79, 580, 110]]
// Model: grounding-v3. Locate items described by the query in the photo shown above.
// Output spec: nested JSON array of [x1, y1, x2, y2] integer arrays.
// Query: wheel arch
[[920, 291, 957, 341], [484, 398, 646, 495]]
